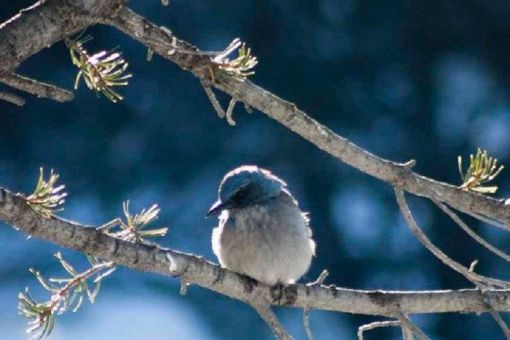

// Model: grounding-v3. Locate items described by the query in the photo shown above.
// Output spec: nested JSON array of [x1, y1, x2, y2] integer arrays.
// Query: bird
[[207, 165, 315, 286]]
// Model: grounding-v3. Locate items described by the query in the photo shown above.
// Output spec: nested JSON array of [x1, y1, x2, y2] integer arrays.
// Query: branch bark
[[106, 6, 510, 229], [2, 1, 510, 337], [394, 188, 510, 289], [251, 303, 292, 340], [0, 0, 122, 76], [397, 313, 429, 340], [0, 1, 509, 229], [434, 200, 510, 262], [0, 90, 25, 106], [357, 320, 401, 340], [0, 73, 74, 102], [396, 189, 510, 338], [1, 187, 510, 317]]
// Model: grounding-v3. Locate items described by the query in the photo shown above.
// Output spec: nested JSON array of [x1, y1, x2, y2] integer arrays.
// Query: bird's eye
[[231, 186, 249, 204]]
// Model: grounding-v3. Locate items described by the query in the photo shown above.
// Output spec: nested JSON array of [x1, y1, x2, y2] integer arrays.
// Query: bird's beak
[[206, 199, 227, 217]]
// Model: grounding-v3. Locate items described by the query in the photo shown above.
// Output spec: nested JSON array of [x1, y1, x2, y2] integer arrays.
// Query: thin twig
[[225, 97, 237, 126], [433, 200, 510, 262], [357, 320, 401, 340], [397, 189, 510, 338], [397, 312, 429, 340], [400, 322, 414, 340], [97, 218, 123, 231], [433, 204, 510, 340], [303, 309, 314, 340], [307, 269, 329, 287], [435, 205, 510, 339], [480, 292, 510, 340], [250, 303, 292, 340], [490, 310, 510, 340], [303, 270, 329, 340], [0, 73, 74, 102], [0, 91, 25, 106], [201, 81, 225, 118], [464, 210, 510, 233], [394, 188, 510, 289], [180, 279, 189, 295], [244, 102, 253, 113]]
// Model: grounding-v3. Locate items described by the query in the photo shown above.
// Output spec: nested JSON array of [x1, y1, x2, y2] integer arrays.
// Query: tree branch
[[394, 188, 510, 289], [434, 200, 510, 262], [303, 269, 329, 340], [357, 320, 401, 340], [490, 310, 510, 340], [397, 312, 429, 340], [0, 73, 74, 102], [105, 6, 510, 229], [1, 2, 509, 229], [1, 187, 510, 318], [0, 90, 25, 106], [250, 303, 292, 340], [2, 3, 510, 337], [396, 188, 510, 338]]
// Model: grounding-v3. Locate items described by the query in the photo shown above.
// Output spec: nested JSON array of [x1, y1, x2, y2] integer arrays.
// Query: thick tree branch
[[1, 2, 509, 229], [0, 0, 124, 76], [2, 2, 510, 335], [2, 187, 510, 318], [2, 2, 510, 339], [106, 6, 510, 229]]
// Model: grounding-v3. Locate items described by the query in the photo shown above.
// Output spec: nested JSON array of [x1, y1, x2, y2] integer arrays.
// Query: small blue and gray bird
[[207, 165, 315, 285]]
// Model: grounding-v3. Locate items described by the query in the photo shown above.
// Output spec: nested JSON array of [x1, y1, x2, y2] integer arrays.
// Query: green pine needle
[[99, 201, 168, 243], [458, 148, 504, 194], [26, 168, 67, 218], [66, 35, 132, 103], [19, 254, 115, 339], [210, 38, 258, 82]]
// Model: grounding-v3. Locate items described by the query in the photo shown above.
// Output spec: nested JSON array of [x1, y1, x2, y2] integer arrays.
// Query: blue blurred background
[[1, 0, 510, 339]]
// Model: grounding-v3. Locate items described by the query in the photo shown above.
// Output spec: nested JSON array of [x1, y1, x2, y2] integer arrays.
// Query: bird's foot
[[270, 283, 298, 306]]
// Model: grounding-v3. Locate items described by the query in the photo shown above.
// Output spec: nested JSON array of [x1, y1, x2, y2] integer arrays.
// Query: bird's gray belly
[[214, 207, 314, 285]]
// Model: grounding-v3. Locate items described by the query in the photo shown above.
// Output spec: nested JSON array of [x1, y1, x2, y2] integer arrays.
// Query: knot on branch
[[368, 291, 396, 308]]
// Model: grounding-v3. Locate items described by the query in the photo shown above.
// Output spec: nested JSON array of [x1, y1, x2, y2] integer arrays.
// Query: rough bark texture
[[0, 1, 508, 229], [1, 2, 510, 337], [1, 187, 510, 316], [0, 73, 74, 102], [0, 91, 25, 106], [107, 7, 510, 229], [0, 0, 122, 75]]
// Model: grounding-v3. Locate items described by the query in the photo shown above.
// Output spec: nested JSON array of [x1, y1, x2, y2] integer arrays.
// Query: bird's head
[[206, 165, 286, 217]]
